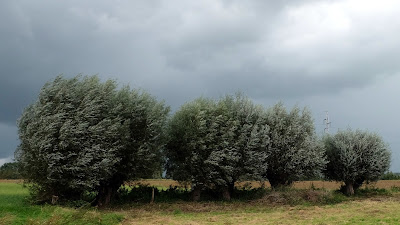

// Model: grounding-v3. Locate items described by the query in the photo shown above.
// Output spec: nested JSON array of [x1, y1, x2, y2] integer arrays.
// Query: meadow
[[0, 181, 123, 225], [2, 179, 400, 224]]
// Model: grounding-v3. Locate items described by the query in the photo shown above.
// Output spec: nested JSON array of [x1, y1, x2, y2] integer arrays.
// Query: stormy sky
[[1, 0, 399, 171]]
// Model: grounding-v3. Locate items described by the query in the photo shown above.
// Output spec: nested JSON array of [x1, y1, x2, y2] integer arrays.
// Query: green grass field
[[1, 180, 400, 224], [0, 182, 123, 224]]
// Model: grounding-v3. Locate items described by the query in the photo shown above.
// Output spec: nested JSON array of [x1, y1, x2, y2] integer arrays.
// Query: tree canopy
[[15, 74, 392, 203], [263, 103, 326, 188], [324, 129, 391, 195], [165, 94, 269, 200], [16, 75, 169, 206]]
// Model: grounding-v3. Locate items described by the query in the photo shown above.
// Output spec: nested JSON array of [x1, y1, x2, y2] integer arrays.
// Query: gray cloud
[[0, 123, 18, 158], [1, 0, 400, 170]]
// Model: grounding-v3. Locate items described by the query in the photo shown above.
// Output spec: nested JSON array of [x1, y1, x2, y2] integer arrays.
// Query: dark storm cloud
[[158, 0, 400, 101], [3, 0, 392, 120], [1, 0, 400, 169], [0, 0, 165, 122], [0, 123, 18, 158]]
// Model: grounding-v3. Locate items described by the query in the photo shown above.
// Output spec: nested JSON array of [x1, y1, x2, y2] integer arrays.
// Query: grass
[[118, 199, 400, 224], [2, 179, 400, 224], [0, 182, 123, 225]]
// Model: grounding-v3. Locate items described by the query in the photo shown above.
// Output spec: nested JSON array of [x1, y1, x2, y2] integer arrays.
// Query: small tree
[[165, 94, 269, 200], [16, 75, 169, 206], [263, 103, 326, 188], [381, 172, 400, 180], [0, 162, 21, 179], [324, 129, 391, 195]]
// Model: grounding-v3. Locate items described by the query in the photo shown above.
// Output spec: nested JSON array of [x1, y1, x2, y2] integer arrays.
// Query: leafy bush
[[353, 187, 391, 197], [116, 184, 267, 203]]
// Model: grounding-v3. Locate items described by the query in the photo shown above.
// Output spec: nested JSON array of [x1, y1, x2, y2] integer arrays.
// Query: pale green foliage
[[165, 94, 269, 191], [324, 129, 391, 191], [16, 75, 169, 202], [264, 103, 326, 188], [215, 94, 270, 184]]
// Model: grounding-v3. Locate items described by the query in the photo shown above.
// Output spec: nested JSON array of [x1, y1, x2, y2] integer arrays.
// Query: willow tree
[[324, 129, 391, 195], [16, 75, 169, 206], [165, 94, 269, 200], [263, 103, 326, 188]]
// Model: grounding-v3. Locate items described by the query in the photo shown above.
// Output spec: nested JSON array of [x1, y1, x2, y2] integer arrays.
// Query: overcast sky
[[1, 0, 400, 171]]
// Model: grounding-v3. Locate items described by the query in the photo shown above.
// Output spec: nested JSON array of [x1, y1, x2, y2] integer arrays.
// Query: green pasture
[[2, 180, 400, 224], [0, 182, 123, 225]]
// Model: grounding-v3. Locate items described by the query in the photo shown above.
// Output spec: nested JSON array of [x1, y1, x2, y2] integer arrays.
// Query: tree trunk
[[345, 182, 355, 196], [150, 188, 155, 204], [269, 178, 283, 189], [95, 186, 114, 207], [353, 178, 364, 191], [191, 186, 202, 201], [95, 182, 122, 207], [269, 177, 292, 190], [51, 195, 59, 205], [222, 187, 231, 201], [269, 179, 278, 189], [228, 181, 235, 198], [93, 175, 125, 207]]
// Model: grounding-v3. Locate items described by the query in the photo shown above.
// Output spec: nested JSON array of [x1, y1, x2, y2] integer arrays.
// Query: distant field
[[129, 179, 400, 190], [0, 179, 23, 183], [5, 179, 400, 190], [2, 180, 400, 224]]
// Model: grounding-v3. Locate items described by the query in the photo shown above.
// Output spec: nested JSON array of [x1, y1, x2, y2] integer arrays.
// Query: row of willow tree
[[16, 75, 391, 206]]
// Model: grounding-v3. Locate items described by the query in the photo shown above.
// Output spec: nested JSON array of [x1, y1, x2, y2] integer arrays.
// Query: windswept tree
[[324, 129, 391, 195], [16, 75, 169, 206], [165, 94, 269, 200], [263, 103, 326, 188]]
